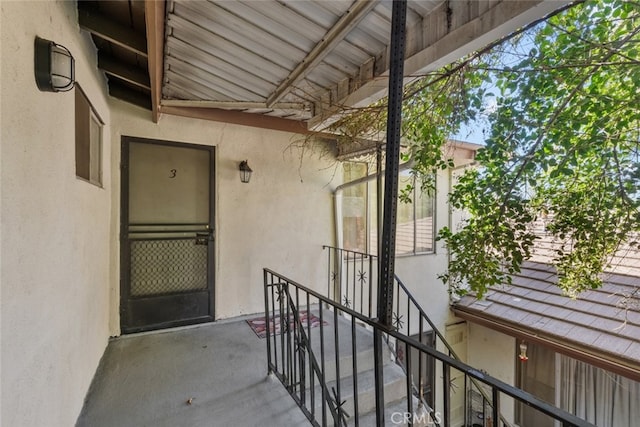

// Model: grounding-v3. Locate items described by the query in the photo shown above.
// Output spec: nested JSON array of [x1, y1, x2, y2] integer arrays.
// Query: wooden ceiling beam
[[265, 0, 379, 107], [309, 0, 571, 130], [145, 0, 166, 123], [161, 106, 312, 135], [161, 99, 310, 112], [78, 4, 148, 57], [98, 53, 151, 90], [109, 82, 152, 111]]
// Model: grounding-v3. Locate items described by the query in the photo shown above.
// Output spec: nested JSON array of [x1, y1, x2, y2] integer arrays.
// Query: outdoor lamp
[[519, 341, 528, 361], [34, 36, 75, 92], [239, 160, 253, 183]]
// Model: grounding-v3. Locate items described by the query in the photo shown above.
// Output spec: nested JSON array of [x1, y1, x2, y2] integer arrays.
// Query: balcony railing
[[323, 245, 513, 426], [264, 267, 594, 427]]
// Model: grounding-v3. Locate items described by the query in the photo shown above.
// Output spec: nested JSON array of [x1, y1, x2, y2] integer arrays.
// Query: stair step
[[303, 310, 393, 383], [351, 398, 438, 426], [311, 362, 407, 426]]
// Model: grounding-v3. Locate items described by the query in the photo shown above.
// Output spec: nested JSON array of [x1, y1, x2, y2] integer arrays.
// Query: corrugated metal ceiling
[[163, 0, 442, 121], [79, 1, 571, 130]]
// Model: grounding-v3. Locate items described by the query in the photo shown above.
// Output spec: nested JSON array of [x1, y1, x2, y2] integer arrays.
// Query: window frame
[[75, 85, 104, 187], [340, 161, 436, 257], [395, 169, 437, 257]]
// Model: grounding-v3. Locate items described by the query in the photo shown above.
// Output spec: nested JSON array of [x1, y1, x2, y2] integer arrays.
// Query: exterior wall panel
[[1, 2, 112, 426]]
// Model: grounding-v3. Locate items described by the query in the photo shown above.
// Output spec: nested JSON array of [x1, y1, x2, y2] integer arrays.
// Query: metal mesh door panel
[[130, 239, 208, 296]]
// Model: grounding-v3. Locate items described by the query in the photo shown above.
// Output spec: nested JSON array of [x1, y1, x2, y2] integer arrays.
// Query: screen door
[[120, 137, 215, 333]]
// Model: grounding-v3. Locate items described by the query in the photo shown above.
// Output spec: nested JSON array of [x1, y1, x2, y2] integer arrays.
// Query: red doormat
[[246, 311, 326, 339]]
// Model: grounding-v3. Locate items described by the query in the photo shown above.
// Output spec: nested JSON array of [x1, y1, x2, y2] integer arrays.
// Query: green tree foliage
[[443, 0, 640, 297], [333, 0, 640, 297]]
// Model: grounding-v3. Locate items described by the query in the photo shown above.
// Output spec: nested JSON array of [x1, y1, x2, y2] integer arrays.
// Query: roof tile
[[453, 261, 640, 367]]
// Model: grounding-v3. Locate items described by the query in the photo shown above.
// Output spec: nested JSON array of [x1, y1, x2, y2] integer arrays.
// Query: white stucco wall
[[1, 2, 112, 426], [395, 166, 457, 336], [389, 163, 472, 421], [467, 323, 517, 423], [110, 101, 337, 330]]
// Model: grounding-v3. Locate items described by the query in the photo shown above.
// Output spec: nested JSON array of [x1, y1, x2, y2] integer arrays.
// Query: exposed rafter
[[145, 0, 165, 123], [109, 82, 152, 111], [309, 0, 571, 130], [265, 0, 380, 107], [80, 0, 572, 131], [161, 99, 311, 112], [78, 4, 148, 57], [98, 53, 151, 90], [161, 106, 312, 135]]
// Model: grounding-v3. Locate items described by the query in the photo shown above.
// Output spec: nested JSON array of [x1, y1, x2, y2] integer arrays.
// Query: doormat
[[246, 311, 326, 339]]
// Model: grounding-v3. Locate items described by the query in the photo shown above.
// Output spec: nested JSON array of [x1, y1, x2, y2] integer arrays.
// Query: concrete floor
[[77, 316, 310, 427]]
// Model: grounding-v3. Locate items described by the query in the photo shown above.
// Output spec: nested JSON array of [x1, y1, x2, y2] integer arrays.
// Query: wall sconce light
[[239, 160, 253, 183], [34, 36, 75, 92], [519, 341, 528, 362]]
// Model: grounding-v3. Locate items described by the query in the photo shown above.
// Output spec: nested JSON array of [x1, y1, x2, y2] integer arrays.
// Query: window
[[342, 162, 368, 252], [75, 86, 103, 186], [516, 342, 556, 427], [398, 332, 435, 408], [558, 355, 640, 426], [395, 170, 435, 255], [340, 162, 435, 256], [516, 342, 640, 427]]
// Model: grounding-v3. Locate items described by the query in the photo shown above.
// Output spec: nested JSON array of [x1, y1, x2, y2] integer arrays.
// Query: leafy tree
[[331, 0, 640, 297]]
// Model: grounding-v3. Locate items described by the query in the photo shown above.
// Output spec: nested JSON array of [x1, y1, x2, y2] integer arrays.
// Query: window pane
[[342, 163, 368, 253], [75, 88, 90, 180], [89, 112, 102, 185], [75, 87, 102, 186], [395, 172, 414, 255], [414, 183, 434, 253], [368, 179, 378, 255]]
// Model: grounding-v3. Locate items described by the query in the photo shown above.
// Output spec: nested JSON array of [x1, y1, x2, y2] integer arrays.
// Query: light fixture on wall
[[34, 36, 75, 92], [239, 160, 253, 183], [519, 341, 529, 362]]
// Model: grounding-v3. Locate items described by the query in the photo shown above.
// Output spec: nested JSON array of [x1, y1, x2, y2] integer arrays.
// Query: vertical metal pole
[[376, 145, 383, 259], [375, 2, 407, 426], [492, 387, 500, 427], [373, 329, 386, 426], [264, 270, 272, 374], [443, 364, 450, 427], [375, 145, 382, 318], [377, 0, 407, 327]]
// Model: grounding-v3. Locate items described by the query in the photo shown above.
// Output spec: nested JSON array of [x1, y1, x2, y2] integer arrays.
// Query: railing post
[[492, 387, 500, 427], [375, 3, 407, 424], [264, 269, 272, 374], [373, 328, 386, 426], [377, 0, 407, 329], [443, 364, 450, 427]]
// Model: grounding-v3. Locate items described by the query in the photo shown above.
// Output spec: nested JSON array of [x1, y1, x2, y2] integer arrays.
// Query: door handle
[[195, 232, 210, 245], [195, 229, 214, 245]]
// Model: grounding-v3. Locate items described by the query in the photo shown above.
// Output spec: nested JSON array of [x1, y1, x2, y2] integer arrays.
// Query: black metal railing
[[264, 269, 341, 426], [324, 245, 501, 424], [264, 268, 594, 427], [323, 246, 377, 317]]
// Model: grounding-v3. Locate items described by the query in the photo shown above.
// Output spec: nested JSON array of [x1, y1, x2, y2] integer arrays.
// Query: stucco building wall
[[109, 101, 337, 331], [1, 2, 338, 425], [467, 323, 517, 423], [1, 2, 112, 426]]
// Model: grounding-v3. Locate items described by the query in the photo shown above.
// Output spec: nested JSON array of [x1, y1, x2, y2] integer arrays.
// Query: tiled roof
[[452, 260, 640, 381], [527, 222, 640, 278]]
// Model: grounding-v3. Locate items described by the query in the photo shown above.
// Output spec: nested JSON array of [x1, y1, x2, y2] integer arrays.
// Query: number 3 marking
[[169, 169, 177, 178]]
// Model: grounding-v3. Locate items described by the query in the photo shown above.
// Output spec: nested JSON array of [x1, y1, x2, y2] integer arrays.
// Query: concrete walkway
[[77, 316, 310, 427]]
